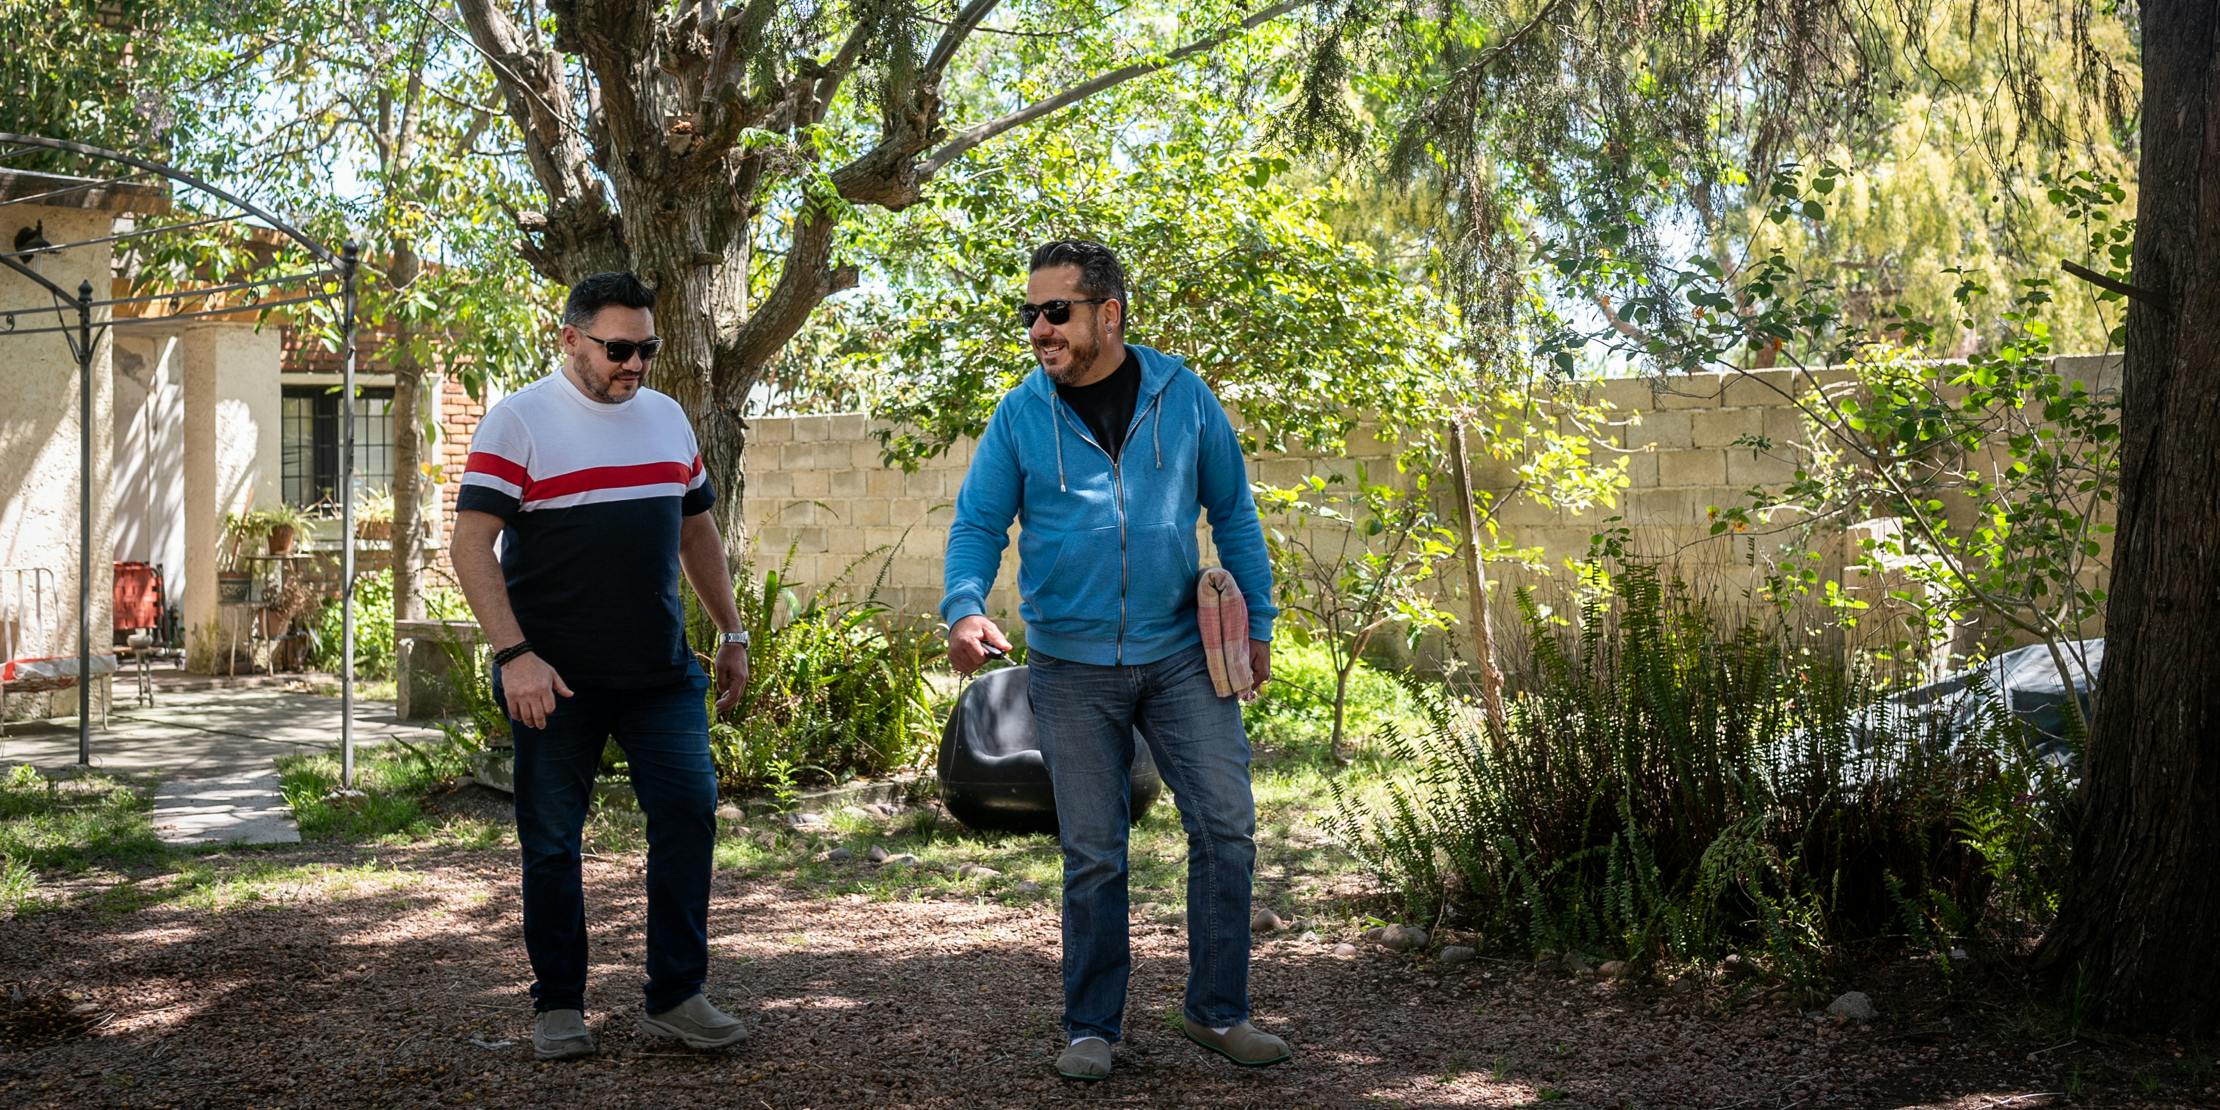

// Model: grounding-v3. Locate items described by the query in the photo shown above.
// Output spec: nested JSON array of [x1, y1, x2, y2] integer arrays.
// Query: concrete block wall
[[722, 357, 2118, 662]]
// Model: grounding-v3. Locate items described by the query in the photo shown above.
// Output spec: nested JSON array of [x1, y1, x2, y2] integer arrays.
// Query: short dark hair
[[562, 271, 656, 328], [1029, 239, 1128, 328]]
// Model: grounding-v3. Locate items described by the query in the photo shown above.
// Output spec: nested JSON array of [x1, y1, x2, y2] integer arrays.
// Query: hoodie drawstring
[[1054, 407, 1068, 492], [1152, 395, 1163, 470]]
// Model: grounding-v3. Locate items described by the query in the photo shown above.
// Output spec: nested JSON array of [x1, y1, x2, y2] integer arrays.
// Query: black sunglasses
[[1018, 297, 1112, 329], [577, 330, 662, 363]]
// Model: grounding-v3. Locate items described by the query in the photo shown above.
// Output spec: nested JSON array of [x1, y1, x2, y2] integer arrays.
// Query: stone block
[[850, 499, 890, 527], [1622, 410, 1694, 450], [831, 413, 869, 441], [1726, 450, 1800, 487], [1721, 369, 1800, 408], [749, 468, 794, 498], [1655, 449, 1727, 488], [1691, 407, 1765, 449], [1656, 373, 1728, 409], [794, 415, 828, 442], [752, 418, 794, 444], [1623, 449, 1660, 488], [830, 468, 867, 498], [1624, 488, 1713, 526], [792, 469, 830, 499]]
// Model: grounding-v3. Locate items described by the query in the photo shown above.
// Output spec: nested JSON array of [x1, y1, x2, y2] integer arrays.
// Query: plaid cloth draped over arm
[[1197, 567, 1253, 698]]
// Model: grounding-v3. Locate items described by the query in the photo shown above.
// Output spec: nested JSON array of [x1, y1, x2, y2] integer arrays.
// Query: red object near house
[[113, 561, 162, 631]]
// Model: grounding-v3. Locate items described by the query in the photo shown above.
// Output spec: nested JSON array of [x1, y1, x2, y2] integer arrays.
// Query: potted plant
[[217, 513, 263, 603], [255, 503, 313, 556], [355, 486, 395, 542]]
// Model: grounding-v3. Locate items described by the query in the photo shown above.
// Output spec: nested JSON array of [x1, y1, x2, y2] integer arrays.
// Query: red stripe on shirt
[[465, 451, 531, 490], [525, 461, 696, 501]]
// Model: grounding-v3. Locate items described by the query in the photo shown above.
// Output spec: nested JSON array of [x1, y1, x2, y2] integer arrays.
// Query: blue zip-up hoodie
[[941, 344, 1277, 666]]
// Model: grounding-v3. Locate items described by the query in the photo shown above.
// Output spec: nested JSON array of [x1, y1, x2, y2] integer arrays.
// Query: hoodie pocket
[[1020, 525, 1122, 637]]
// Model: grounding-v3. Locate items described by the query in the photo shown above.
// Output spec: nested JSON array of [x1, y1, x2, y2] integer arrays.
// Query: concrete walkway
[[1, 679, 449, 845]]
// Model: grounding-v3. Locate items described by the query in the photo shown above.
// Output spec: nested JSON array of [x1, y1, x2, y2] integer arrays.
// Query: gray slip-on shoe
[[533, 1008, 596, 1060], [639, 993, 750, 1050], [1056, 1037, 1113, 1081], [1181, 1018, 1291, 1067]]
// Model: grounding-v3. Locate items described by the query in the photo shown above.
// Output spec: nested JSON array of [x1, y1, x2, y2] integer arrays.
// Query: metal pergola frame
[[0, 133, 367, 787]]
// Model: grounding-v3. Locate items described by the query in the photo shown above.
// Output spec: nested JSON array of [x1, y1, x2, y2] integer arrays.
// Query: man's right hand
[[500, 653, 574, 730], [948, 615, 1013, 676]]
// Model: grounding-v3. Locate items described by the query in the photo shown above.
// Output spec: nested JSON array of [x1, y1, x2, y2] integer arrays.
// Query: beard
[[1038, 329, 1109, 385], [571, 353, 643, 403]]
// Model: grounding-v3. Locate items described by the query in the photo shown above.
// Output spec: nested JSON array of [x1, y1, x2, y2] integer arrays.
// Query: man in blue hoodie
[[941, 240, 1289, 1081]]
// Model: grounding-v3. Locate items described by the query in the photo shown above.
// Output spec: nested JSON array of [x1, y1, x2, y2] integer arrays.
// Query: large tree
[[2036, 0, 2220, 1034], [453, 0, 1303, 546]]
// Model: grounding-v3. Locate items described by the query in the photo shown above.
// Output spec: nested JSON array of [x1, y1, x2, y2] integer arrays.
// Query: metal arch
[[0, 134, 365, 784], [0, 132, 337, 264]]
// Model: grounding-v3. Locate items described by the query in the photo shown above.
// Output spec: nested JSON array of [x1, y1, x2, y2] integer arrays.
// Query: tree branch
[[2061, 259, 2164, 307], [924, 0, 1003, 77], [719, 207, 857, 391], [917, 0, 1305, 180]]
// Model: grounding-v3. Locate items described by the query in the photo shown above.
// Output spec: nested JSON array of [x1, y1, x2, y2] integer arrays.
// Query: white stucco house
[[2, 167, 477, 721]]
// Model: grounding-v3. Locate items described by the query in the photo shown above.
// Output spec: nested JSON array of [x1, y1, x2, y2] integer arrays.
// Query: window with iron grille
[[281, 385, 395, 508]]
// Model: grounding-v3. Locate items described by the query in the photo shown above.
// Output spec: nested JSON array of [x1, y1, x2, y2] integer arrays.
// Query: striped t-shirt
[[456, 373, 715, 689]]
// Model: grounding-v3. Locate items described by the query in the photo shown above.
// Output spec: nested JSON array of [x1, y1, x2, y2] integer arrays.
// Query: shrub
[[1330, 562, 2058, 991], [1245, 638, 1424, 758], [306, 568, 467, 681], [696, 551, 940, 799]]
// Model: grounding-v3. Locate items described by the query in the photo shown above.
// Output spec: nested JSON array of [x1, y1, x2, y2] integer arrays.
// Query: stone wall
[[730, 356, 2123, 666]]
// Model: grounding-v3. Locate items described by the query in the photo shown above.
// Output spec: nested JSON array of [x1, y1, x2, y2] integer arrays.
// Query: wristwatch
[[718, 630, 751, 648]]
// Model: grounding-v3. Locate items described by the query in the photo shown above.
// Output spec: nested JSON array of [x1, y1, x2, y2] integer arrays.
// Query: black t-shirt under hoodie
[[1055, 345, 1142, 462]]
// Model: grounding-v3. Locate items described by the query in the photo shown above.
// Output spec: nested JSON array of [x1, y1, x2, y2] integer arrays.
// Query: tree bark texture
[[2037, 0, 2220, 1034]]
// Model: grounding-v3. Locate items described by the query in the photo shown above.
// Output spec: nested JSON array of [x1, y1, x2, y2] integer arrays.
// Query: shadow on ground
[[0, 844, 2208, 1109]]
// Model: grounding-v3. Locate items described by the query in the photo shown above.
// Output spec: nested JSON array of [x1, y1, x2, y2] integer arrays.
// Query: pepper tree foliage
[[1289, 0, 2136, 372]]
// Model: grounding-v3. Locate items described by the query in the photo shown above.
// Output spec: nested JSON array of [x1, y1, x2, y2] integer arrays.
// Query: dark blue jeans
[[1028, 644, 1257, 1043], [497, 669, 717, 1015]]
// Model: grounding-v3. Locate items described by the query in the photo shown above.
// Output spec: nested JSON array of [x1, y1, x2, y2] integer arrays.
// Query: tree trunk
[[1447, 419, 1510, 742], [2036, 0, 2220, 1034], [390, 324, 426, 624], [387, 239, 427, 624], [614, 185, 754, 560]]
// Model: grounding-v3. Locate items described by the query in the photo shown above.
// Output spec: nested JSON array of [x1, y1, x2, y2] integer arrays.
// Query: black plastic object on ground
[[938, 665, 1164, 835], [1865, 638, 2103, 773]]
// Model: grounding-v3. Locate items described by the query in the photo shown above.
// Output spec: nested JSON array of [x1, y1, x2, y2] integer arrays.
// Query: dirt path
[[1, 846, 2206, 1108]]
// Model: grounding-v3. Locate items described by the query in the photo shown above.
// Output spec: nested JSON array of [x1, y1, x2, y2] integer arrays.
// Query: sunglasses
[[577, 330, 662, 363], [1018, 297, 1112, 329]]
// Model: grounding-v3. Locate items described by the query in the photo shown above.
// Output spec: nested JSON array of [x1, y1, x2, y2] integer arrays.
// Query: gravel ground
[[1, 844, 2211, 1109]]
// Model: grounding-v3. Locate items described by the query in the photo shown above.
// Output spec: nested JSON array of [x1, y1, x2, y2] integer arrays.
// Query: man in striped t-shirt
[[453, 272, 752, 1059]]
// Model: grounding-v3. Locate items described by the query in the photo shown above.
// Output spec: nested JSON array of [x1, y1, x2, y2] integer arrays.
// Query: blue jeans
[[497, 669, 717, 1015], [1028, 644, 1256, 1043]]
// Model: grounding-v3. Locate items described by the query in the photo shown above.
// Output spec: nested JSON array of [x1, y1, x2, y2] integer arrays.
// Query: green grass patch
[[278, 739, 506, 849], [78, 856, 423, 915], [1, 764, 169, 915], [697, 743, 1396, 930]]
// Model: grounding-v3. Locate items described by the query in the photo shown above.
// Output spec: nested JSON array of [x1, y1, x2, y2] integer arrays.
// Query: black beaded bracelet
[[491, 641, 535, 667]]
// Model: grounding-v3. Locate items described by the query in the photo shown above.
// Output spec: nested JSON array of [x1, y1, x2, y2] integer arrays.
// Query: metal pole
[[77, 279, 93, 767], [339, 243, 359, 789]]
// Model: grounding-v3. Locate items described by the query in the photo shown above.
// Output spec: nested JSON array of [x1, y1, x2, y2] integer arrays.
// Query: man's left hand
[[713, 641, 751, 713], [1244, 639, 1271, 702]]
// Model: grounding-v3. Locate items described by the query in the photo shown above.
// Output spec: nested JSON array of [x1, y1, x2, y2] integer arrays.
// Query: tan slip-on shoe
[[639, 993, 750, 1050], [1056, 1037, 1113, 1081], [1181, 1018, 1292, 1067], [533, 1008, 596, 1060]]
